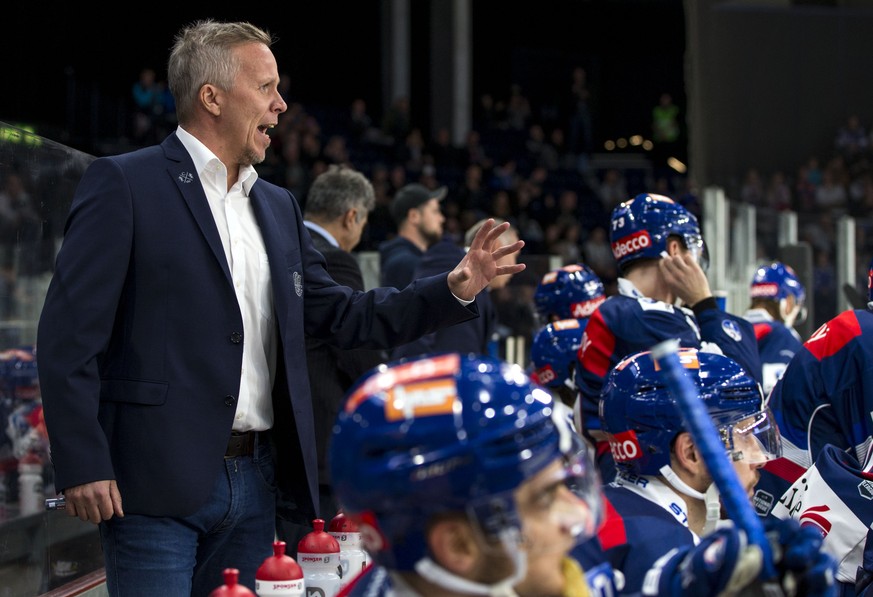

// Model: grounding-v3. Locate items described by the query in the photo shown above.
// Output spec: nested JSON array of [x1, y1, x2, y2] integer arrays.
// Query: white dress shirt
[[176, 127, 276, 432]]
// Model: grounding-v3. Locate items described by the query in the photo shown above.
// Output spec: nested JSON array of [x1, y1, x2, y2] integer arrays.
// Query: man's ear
[[200, 84, 222, 117], [665, 236, 684, 257], [672, 431, 707, 476], [427, 518, 480, 575], [343, 208, 358, 229]]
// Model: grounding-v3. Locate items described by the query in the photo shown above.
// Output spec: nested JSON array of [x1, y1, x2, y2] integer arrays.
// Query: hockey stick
[[650, 340, 777, 580]]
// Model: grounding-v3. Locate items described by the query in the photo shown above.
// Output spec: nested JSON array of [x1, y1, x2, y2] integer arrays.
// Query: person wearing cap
[[378, 183, 446, 289]]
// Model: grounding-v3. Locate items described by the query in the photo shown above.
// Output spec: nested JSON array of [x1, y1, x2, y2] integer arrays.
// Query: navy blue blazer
[[37, 133, 476, 522]]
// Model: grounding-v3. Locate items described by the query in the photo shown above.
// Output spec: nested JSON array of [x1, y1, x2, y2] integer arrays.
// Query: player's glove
[[642, 519, 837, 597], [764, 517, 836, 597], [641, 523, 762, 596]]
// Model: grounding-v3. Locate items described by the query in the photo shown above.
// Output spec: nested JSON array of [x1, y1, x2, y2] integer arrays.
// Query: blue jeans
[[99, 436, 276, 596]]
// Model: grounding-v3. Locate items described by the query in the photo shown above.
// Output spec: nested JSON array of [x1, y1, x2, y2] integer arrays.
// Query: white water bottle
[[328, 511, 369, 588], [297, 519, 341, 597], [18, 452, 43, 516]]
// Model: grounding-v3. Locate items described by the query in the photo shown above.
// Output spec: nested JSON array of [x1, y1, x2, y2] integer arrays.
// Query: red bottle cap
[[297, 519, 340, 554], [328, 511, 360, 533], [256, 541, 303, 581], [208, 568, 255, 596]]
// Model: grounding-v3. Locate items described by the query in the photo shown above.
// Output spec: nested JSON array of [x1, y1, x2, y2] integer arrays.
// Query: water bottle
[[297, 519, 341, 597], [328, 511, 369, 588], [18, 452, 43, 516], [256, 540, 304, 596], [209, 568, 256, 597]]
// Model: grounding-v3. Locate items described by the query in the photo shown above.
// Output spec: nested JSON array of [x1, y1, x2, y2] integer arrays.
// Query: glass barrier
[[0, 123, 102, 595]]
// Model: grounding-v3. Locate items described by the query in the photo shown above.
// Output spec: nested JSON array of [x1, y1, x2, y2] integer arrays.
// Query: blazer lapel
[[162, 134, 233, 283]]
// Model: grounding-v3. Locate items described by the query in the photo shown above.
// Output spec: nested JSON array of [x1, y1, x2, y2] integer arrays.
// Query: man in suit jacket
[[36, 20, 525, 596], [281, 164, 386, 545]]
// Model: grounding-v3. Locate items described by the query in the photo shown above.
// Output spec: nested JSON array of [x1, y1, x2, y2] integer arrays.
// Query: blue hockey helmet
[[533, 263, 606, 324], [530, 319, 586, 391], [750, 262, 805, 304], [750, 261, 806, 327], [0, 346, 39, 401], [330, 353, 602, 573], [609, 193, 706, 274], [599, 348, 780, 477]]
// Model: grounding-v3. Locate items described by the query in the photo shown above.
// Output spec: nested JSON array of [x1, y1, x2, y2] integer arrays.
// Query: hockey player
[[531, 264, 606, 408], [531, 318, 586, 407], [533, 263, 606, 325], [743, 261, 806, 396], [574, 193, 760, 479], [771, 443, 873, 594], [756, 258, 873, 523], [329, 352, 603, 597], [595, 348, 836, 596]]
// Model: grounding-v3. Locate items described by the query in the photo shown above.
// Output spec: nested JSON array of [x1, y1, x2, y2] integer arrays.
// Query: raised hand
[[447, 219, 525, 301]]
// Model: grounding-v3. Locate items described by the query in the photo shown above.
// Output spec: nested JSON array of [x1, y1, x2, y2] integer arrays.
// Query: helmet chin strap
[[659, 464, 707, 500], [414, 528, 527, 597], [659, 466, 722, 535]]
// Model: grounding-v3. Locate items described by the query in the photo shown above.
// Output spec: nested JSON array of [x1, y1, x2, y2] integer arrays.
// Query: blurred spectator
[[130, 67, 172, 145], [739, 167, 765, 206], [505, 84, 532, 131], [462, 129, 494, 171], [378, 184, 446, 289], [583, 225, 618, 284], [567, 66, 594, 166], [765, 170, 792, 211], [598, 168, 629, 211], [428, 127, 462, 171], [347, 98, 381, 145], [381, 95, 412, 147], [835, 114, 869, 162], [815, 166, 848, 213], [651, 91, 681, 171]]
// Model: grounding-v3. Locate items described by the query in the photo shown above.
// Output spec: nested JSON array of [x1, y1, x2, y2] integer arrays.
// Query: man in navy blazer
[[36, 20, 524, 596]]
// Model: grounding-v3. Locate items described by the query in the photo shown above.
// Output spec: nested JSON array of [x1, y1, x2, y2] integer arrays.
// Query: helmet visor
[[466, 443, 603, 555], [685, 234, 709, 272], [720, 408, 782, 464]]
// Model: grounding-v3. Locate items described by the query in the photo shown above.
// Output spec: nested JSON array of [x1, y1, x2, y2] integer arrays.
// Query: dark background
[[2, 1, 686, 155]]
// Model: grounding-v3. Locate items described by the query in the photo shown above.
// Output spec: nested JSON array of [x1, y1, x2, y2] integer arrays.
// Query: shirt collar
[[175, 126, 259, 194], [304, 220, 339, 248]]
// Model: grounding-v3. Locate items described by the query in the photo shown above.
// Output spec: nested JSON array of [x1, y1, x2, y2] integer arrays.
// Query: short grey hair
[[304, 165, 376, 222], [464, 217, 513, 248], [168, 20, 274, 124]]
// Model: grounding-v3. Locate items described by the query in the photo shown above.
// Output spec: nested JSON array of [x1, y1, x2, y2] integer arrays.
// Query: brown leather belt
[[225, 431, 257, 458]]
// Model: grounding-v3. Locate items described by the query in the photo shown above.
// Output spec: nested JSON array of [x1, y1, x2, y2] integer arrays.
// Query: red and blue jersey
[[770, 443, 873, 595], [756, 308, 873, 519], [594, 475, 698, 595]]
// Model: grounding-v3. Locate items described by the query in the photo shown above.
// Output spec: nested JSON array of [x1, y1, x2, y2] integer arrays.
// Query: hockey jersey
[[596, 474, 699, 596], [742, 307, 803, 397], [770, 443, 873, 595], [757, 308, 873, 517]]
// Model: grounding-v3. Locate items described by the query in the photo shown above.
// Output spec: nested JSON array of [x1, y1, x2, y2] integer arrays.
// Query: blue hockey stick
[[650, 340, 777, 580]]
